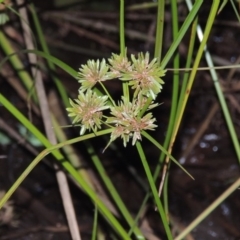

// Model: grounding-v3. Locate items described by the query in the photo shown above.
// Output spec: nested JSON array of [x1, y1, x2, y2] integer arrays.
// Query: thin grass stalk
[[119, 0, 125, 54], [0, 30, 93, 187], [168, 64, 240, 72], [163, 18, 198, 214], [154, 0, 165, 62], [217, 0, 228, 14], [176, 18, 198, 118], [142, 132, 193, 179], [161, 0, 180, 216], [0, 93, 111, 186], [135, 0, 165, 120], [170, 0, 220, 161], [2, 27, 101, 195], [144, 11, 200, 181], [17, 2, 80, 238], [127, 6, 202, 234], [0, 107, 131, 238], [1, 21, 134, 237], [0, 130, 131, 240], [158, 3, 220, 213], [0, 106, 112, 202], [135, 141, 173, 240], [128, 194, 149, 236], [230, 0, 240, 22], [212, 72, 240, 163], [185, 0, 240, 163], [133, 126, 194, 230], [161, 0, 203, 69], [32, 16, 118, 197], [99, 82, 115, 106], [127, 2, 158, 11], [1, 48, 109, 102], [85, 142, 145, 239], [5, 4, 38, 51], [51, 116, 94, 186], [91, 205, 98, 240], [0, 93, 133, 238], [119, 0, 129, 101], [136, 130, 193, 234], [140, 0, 202, 120]]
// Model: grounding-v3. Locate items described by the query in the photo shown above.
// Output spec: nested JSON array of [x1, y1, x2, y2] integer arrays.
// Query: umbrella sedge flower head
[[67, 90, 109, 135], [106, 96, 157, 147], [67, 50, 166, 149], [108, 50, 132, 78], [121, 52, 166, 99], [77, 59, 111, 92]]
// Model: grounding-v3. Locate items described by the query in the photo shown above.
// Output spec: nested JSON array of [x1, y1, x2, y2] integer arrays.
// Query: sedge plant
[[1, 0, 240, 239]]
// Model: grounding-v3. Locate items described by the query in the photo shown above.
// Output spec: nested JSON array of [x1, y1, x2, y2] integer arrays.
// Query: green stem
[[119, 0, 129, 101], [187, 0, 240, 164], [0, 125, 131, 239], [142, 131, 193, 179], [0, 92, 132, 239], [172, 0, 220, 154], [141, 0, 202, 119], [99, 82, 115, 106], [162, 0, 180, 216], [119, 0, 125, 55], [154, 0, 165, 62], [161, 0, 203, 68], [230, 0, 240, 22], [176, 17, 198, 121], [86, 142, 145, 239], [136, 142, 172, 240], [91, 204, 98, 240]]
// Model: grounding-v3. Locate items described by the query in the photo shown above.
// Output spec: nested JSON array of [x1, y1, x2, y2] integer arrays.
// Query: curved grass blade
[[0, 93, 131, 239]]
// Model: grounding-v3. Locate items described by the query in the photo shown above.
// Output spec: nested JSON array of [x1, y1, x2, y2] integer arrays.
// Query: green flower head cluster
[[107, 96, 157, 147], [67, 90, 109, 135], [66, 50, 166, 147]]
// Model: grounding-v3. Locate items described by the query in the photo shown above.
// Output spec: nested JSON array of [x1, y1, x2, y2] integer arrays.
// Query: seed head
[[108, 49, 132, 78], [77, 59, 111, 92], [121, 52, 166, 99], [67, 90, 109, 135], [107, 96, 157, 146]]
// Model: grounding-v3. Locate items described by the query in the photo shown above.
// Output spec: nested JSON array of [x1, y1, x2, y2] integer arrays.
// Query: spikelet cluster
[[67, 50, 166, 147]]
